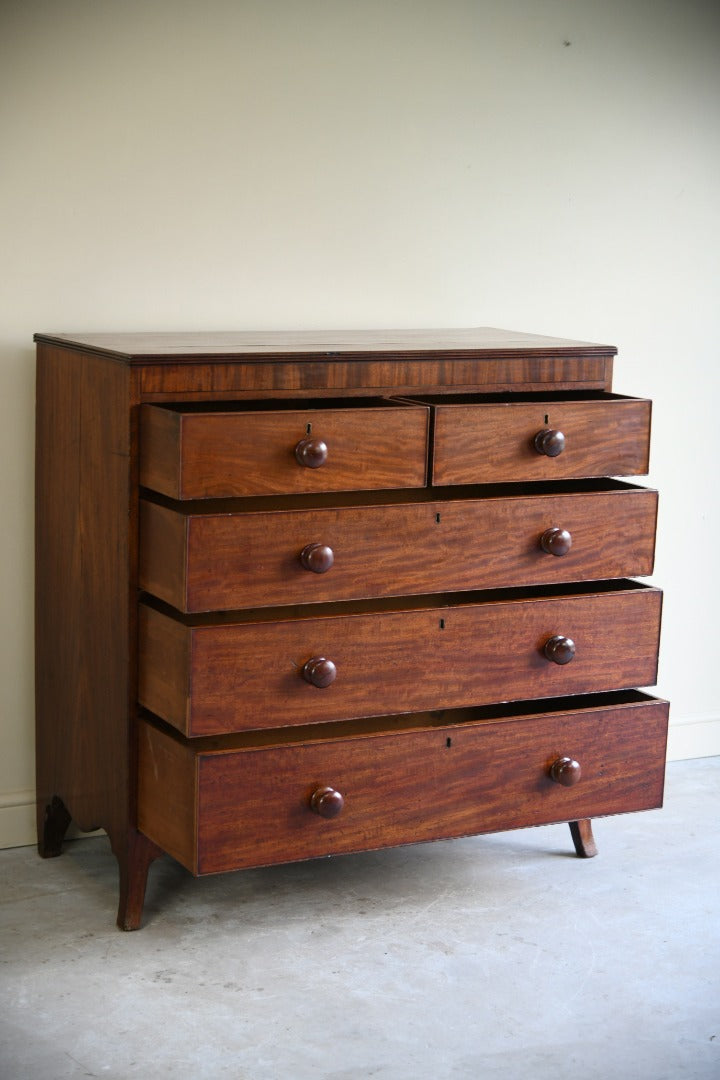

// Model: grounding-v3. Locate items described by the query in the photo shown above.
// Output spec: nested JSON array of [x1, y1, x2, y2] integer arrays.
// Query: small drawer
[[137, 692, 669, 875], [411, 392, 651, 485], [139, 480, 658, 612], [138, 580, 662, 736], [139, 398, 429, 498]]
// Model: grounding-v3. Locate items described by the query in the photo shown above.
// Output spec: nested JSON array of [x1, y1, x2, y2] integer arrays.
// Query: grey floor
[[1, 758, 718, 1080]]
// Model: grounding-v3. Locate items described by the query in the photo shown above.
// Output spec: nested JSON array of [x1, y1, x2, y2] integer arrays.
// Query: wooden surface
[[34, 326, 617, 361], [138, 583, 662, 735], [139, 482, 658, 611], [139, 401, 429, 498], [137, 696, 668, 875], [34, 345, 163, 927], [35, 326, 665, 928], [431, 395, 652, 484], [35, 346, 132, 838]]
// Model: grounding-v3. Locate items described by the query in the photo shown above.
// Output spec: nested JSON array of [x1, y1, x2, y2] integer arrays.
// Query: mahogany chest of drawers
[[34, 328, 668, 929]]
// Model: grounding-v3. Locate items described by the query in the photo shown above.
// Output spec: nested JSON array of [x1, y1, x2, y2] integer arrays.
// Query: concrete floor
[[1, 757, 718, 1080]]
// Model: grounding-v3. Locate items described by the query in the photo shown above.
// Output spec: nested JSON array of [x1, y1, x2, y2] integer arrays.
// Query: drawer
[[414, 392, 651, 484], [137, 692, 669, 875], [138, 581, 662, 736], [139, 398, 429, 498], [139, 480, 658, 611]]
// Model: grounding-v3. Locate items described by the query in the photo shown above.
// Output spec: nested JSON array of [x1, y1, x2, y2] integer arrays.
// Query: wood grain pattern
[[35, 326, 617, 359], [136, 696, 668, 875], [139, 482, 658, 611], [139, 401, 429, 497], [35, 345, 132, 837], [35, 344, 162, 927], [430, 395, 652, 484], [137, 356, 612, 398], [138, 583, 662, 736], [36, 326, 664, 927]]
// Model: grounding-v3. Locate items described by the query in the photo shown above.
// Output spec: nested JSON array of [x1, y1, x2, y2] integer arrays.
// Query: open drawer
[[138, 580, 662, 736], [402, 391, 651, 484], [139, 480, 658, 612], [139, 398, 429, 498], [137, 691, 669, 875]]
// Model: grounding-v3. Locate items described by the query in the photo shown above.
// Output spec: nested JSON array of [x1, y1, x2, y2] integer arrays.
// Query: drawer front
[[138, 584, 662, 736], [140, 483, 657, 611], [430, 395, 651, 485], [137, 695, 669, 875], [139, 401, 429, 498]]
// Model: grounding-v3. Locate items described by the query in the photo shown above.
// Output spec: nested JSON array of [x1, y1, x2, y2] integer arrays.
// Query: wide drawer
[[140, 480, 657, 612], [138, 581, 662, 736], [137, 692, 669, 875], [417, 392, 651, 485], [139, 398, 429, 498]]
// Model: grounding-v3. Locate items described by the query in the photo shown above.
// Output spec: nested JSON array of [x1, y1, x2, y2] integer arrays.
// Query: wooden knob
[[310, 786, 344, 818], [543, 634, 576, 665], [550, 756, 582, 786], [540, 527, 572, 556], [295, 436, 328, 468], [300, 543, 335, 574], [534, 429, 566, 457], [302, 656, 337, 687]]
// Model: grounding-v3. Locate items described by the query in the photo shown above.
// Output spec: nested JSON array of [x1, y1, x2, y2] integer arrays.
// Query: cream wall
[[1, 0, 719, 848]]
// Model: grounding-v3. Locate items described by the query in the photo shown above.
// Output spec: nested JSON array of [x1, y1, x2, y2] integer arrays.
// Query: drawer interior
[[397, 391, 641, 405], [142, 689, 666, 753], [142, 576, 658, 627]]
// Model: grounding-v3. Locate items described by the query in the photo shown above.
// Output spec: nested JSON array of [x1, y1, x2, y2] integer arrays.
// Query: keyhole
[[446, 737, 452, 748], [306, 422, 313, 434]]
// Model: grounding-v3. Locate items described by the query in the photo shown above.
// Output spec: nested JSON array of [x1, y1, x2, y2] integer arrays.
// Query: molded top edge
[[33, 327, 617, 362]]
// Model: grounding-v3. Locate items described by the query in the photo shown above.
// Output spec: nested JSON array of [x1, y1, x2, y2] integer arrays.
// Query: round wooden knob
[[543, 634, 576, 665], [540, 527, 572, 556], [300, 542, 335, 574], [534, 429, 566, 457], [295, 436, 328, 469], [302, 656, 337, 688], [550, 756, 582, 786], [310, 786, 344, 818]]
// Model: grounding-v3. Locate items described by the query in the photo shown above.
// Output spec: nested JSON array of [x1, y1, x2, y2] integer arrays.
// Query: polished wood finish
[[139, 401, 429, 497], [294, 436, 329, 469], [539, 526, 573, 557], [35, 326, 618, 359], [310, 786, 345, 819], [35, 328, 664, 928], [430, 394, 651, 484], [569, 818, 598, 858], [534, 428, 567, 457], [38, 329, 616, 398], [138, 583, 662, 736], [302, 657, 338, 689], [35, 345, 148, 928], [550, 756, 582, 786], [300, 542, 335, 574], [137, 695, 667, 875], [543, 635, 577, 666], [139, 481, 657, 612]]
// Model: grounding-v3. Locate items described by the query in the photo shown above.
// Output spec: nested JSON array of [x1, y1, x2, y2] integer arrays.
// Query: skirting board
[[0, 789, 103, 851], [2, 718, 719, 850]]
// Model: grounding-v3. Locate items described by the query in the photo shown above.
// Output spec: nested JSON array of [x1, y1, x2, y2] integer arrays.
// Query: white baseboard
[[665, 714, 720, 762], [0, 789, 103, 852], [2, 718, 718, 850], [0, 789, 37, 851]]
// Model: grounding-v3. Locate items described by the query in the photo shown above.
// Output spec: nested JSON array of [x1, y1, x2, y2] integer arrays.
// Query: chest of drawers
[[34, 328, 668, 929]]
